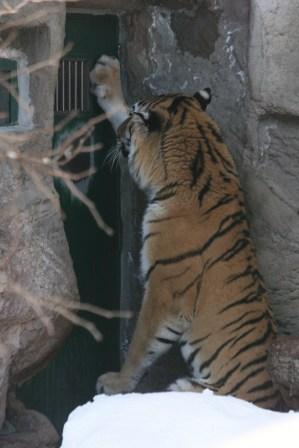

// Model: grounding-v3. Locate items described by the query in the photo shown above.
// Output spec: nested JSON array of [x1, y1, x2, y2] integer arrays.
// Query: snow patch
[[61, 391, 298, 448]]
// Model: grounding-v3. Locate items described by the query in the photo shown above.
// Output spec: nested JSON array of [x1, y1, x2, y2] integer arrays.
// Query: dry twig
[[8, 282, 132, 342]]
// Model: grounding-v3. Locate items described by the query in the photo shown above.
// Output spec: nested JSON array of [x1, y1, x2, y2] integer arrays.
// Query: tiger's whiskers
[[103, 144, 121, 170]]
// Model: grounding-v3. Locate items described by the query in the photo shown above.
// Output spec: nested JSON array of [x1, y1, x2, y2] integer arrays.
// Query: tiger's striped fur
[[97, 90, 284, 410]]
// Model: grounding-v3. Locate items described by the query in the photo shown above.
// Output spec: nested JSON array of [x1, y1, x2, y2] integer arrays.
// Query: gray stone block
[[249, 0, 299, 115]]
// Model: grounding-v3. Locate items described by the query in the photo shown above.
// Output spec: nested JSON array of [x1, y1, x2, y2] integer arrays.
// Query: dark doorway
[[18, 13, 120, 433]]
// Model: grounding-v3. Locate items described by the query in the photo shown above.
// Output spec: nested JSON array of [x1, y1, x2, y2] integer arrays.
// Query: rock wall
[[0, 2, 78, 444], [245, 0, 299, 334]]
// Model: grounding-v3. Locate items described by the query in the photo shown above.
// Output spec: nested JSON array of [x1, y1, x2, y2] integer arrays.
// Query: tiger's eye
[[120, 143, 129, 158]]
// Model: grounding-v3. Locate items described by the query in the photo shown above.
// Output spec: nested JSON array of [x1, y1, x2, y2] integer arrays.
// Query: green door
[[18, 13, 120, 433]]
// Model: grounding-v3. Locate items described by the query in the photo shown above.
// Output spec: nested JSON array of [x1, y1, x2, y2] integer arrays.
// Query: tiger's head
[[117, 89, 212, 195]]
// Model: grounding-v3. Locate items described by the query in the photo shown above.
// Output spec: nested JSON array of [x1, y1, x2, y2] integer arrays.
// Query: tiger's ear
[[133, 111, 150, 125], [193, 88, 212, 110], [134, 110, 162, 133]]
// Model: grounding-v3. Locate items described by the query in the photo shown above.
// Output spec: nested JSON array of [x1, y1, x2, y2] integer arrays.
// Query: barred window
[[54, 58, 90, 114], [0, 58, 18, 126]]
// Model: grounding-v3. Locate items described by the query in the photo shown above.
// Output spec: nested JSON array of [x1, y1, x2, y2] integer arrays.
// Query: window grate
[[55, 59, 89, 113], [0, 58, 18, 126]]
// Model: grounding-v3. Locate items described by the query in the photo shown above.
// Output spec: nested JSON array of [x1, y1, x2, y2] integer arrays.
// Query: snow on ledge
[[61, 391, 299, 448]]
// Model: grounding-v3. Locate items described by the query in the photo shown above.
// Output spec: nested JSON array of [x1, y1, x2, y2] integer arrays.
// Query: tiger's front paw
[[168, 378, 193, 392], [90, 55, 124, 111], [96, 372, 131, 395], [168, 377, 206, 393], [90, 55, 128, 130]]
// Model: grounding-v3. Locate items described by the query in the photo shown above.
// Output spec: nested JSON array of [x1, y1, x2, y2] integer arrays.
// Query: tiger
[[90, 55, 285, 411]]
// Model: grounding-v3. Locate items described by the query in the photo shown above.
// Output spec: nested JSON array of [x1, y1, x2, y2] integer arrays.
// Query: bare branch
[[0, 43, 74, 83], [7, 281, 131, 343], [63, 177, 114, 236], [0, 0, 78, 20], [22, 163, 61, 215], [8, 282, 56, 336]]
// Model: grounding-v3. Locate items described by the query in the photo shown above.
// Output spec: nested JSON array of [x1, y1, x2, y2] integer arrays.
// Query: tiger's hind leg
[[168, 377, 206, 393], [96, 282, 186, 395]]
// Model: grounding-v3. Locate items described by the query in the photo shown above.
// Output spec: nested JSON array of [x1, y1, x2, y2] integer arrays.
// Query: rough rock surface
[[249, 0, 299, 115], [0, 395, 59, 448], [0, 1, 78, 434], [245, 0, 299, 334]]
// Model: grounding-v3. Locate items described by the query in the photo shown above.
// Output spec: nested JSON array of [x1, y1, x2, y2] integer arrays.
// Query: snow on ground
[[61, 390, 299, 448]]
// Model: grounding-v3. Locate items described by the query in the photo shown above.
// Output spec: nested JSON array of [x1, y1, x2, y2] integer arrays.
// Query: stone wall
[[245, 0, 299, 334]]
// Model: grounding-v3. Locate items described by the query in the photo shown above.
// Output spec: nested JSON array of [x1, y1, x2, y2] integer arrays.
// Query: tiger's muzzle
[[117, 116, 132, 158]]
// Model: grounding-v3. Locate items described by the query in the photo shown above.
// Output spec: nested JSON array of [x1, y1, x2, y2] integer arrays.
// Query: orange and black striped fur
[[97, 91, 284, 410]]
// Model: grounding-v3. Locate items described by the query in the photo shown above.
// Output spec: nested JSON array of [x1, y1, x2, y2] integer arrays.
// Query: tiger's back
[[98, 89, 284, 410]]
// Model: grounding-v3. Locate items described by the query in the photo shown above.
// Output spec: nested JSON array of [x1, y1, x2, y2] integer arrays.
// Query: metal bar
[[74, 60, 77, 111], [81, 61, 84, 112], [85, 62, 89, 112], [68, 60, 71, 112], [55, 75, 59, 112], [62, 60, 65, 112]]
